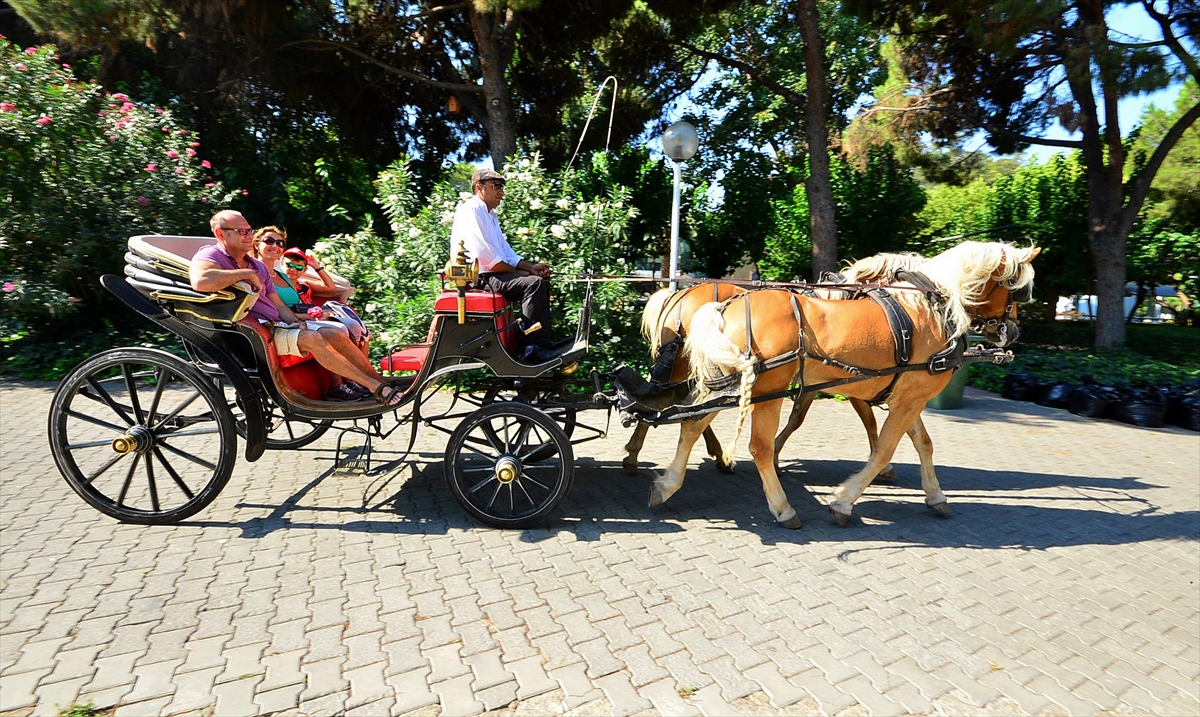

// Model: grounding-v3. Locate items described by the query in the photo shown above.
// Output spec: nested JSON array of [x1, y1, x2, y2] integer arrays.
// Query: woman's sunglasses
[[258, 237, 285, 247], [284, 261, 307, 271]]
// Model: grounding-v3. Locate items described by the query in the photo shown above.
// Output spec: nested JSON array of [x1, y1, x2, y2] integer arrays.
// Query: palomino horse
[[671, 241, 1038, 528], [625, 252, 932, 483]]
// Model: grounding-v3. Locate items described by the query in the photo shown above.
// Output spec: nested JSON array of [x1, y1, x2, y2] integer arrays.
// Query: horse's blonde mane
[[640, 288, 675, 359], [840, 252, 927, 283], [916, 241, 1037, 339]]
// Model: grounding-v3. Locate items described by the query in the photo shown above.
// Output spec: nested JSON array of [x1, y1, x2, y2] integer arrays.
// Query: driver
[[450, 169, 556, 364]]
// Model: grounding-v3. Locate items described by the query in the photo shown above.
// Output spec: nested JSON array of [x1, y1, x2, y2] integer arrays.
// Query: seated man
[[450, 168, 556, 363], [190, 210, 403, 406]]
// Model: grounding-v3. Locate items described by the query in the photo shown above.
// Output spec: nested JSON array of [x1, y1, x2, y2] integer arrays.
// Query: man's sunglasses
[[221, 226, 254, 237], [284, 261, 307, 271], [258, 237, 285, 247]]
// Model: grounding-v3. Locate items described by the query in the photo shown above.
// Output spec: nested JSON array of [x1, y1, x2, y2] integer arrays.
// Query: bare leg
[[298, 328, 388, 395], [749, 399, 800, 528], [701, 426, 736, 473], [623, 423, 649, 475], [849, 398, 897, 481], [828, 402, 924, 525], [773, 393, 815, 468], [906, 415, 949, 515], [649, 414, 716, 508]]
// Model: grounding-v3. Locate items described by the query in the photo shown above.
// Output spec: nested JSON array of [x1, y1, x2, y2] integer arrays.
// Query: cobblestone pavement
[[2, 378, 1198, 717]]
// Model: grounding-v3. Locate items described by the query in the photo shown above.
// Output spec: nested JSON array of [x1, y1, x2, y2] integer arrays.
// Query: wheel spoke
[[519, 441, 556, 462], [64, 409, 128, 434], [84, 378, 135, 426], [145, 454, 160, 512], [520, 473, 553, 492], [115, 453, 141, 507], [85, 453, 127, 484], [516, 479, 537, 506], [486, 481, 504, 508], [145, 366, 172, 425], [66, 438, 121, 450], [513, 420, 534, 454], [467, 474, 497, 494], [156, 427, 221, 439], [152, 447, 195, 500], [156, 438, 216, 471], [122, 364, 145, 424], [151, 389, 203, 431], [462, 434, 501, 458]]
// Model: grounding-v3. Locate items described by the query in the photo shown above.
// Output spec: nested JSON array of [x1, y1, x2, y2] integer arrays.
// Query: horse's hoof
[[622, 461, 640, 476], [829, 504, 853, 527], [648, 486, 666, 508], [778, 515, 803, 530], [928, 501, 952, 516], [714, 458, 736, 474], [877, 466, 897, 481]]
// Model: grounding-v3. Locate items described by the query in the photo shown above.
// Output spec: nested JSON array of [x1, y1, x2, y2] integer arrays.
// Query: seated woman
[[251, 226, 370, 402]]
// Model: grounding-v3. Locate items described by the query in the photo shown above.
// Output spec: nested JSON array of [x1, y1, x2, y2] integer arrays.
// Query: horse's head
[[969, 246, 1041, 346]]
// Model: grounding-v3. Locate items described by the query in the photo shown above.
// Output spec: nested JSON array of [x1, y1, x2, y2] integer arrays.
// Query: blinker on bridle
[[970, 279, 1032, 334]]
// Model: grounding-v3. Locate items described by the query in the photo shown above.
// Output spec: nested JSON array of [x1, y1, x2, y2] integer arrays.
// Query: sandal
[[374, 382, 406, 408], [326, 383, 364, 402]]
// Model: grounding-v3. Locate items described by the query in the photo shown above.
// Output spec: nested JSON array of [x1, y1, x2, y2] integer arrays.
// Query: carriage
[[46, 234, 1034, 531]]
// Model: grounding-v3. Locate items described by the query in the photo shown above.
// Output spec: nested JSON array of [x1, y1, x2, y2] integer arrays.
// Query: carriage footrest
[[612, 365, 739, 427], [962, 347, 1015, 365]]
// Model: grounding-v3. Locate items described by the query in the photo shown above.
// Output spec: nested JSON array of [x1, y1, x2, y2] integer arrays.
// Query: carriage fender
[[100, 274, 268, 461]]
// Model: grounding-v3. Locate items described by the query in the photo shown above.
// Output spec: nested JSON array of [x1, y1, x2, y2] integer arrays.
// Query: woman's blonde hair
[[250, 225, 287, 259]]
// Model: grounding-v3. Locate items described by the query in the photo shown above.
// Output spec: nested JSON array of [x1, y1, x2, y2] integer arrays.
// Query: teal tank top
[[274, 270, 302, 307]]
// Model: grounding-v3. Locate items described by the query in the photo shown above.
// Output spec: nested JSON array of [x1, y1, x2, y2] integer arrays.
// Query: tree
[[671, 0, 886, 278], [848, 0, 1200, 348]]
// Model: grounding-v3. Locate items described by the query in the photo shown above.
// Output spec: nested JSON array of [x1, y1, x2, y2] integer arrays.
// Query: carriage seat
[[236, 318, 336, 401], [379, 289, 515, 374]]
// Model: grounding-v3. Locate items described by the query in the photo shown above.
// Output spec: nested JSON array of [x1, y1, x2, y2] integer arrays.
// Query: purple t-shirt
[[192, 244, 281, 322]]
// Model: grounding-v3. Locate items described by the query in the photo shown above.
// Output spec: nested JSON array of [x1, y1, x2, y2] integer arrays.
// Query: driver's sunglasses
[[221, 226, 254, 237], [284, 261, 307, 271], [258, 237, 285, 247]]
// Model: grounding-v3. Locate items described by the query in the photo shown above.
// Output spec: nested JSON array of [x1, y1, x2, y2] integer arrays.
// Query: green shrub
[[0, 38, 233, 340], [969, 345, 1200, 393]]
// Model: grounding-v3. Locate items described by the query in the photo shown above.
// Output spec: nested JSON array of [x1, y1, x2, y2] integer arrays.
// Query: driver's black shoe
[[523, 345, 558, 364]]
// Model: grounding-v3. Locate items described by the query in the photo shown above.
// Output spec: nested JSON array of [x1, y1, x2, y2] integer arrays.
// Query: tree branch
[[1143, 0, 1200, 82], [1121, 100, 1200, 235], [863, 103, 1086, 149], [276, 38, 484, 93], [671, 39, 807, 112]]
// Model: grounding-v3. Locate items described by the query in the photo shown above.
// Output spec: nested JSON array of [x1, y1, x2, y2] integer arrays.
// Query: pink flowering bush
[[0, 39, 233, 334]]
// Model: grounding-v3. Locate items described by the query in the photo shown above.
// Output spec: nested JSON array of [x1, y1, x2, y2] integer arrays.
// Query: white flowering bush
[[315, 153, 651, 370]]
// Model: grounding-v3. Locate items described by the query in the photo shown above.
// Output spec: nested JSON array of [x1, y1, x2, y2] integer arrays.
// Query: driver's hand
[[532, 263, 551, 278]]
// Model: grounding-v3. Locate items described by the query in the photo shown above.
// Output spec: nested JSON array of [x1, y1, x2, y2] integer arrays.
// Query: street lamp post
[[662, 121, 698, 291]]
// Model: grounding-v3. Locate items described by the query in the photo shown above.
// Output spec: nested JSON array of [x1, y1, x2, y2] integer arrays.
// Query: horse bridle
[[970, 279, 1032, 334]]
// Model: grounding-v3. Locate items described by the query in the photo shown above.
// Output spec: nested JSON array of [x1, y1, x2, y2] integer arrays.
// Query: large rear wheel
[[219, 379, 332, 449], [48, 348, 236, 524], [444, 403, 573, 528]]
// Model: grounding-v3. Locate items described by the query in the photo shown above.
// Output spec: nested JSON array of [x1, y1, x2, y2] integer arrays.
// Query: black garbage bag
[[1068, 383, 1119, 418], [1110, 386, 1168, 428], [1002, 373, 1041, 401], [1035, 380, 1075, 408], [1165, 383, 1200, 432]]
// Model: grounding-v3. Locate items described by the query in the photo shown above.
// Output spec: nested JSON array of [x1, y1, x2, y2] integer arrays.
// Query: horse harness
[[704, 270, 963, 406]]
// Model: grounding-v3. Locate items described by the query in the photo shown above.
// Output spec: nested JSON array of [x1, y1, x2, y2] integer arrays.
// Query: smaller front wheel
[[444, 403, 573, 528]]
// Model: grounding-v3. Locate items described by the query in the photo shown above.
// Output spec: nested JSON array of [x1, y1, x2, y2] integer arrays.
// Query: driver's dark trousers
[[479, 272, 552, 347]]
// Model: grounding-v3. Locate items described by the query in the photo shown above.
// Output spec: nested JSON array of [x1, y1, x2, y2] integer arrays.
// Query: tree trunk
[[468, 5, 518, 169], [797, 0, 837, 279], [1088, 200, 1128, 347]]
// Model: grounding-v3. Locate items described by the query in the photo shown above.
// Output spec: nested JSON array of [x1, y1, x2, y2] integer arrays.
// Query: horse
[[671, 241, 1039, 528], [624, 252, 932, 484]]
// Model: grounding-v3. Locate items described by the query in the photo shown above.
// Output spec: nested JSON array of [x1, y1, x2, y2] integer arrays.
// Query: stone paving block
[[699, 655, 759, 703], [345, 661, 391, 709], [75, 683, 134, 713], [641, 679, 702, 717], [299, 689, 348, 716], [507, 655, 558, 700], [690, 683, 738, 717], [387, 665, 440, 713], [426, 642, 471, 683], [162, 664, 221, 715], [418, 613, 458, 649], [791, 667, 856, 716], [594, 670, 653, 717], [433, 672, 484, 716], [465, 649, 510, 692], [477, 679, 520, 712], [839, 673, 906, 717], [260, 648, 307, 692], [745, 661, 807, 708], [976, 667, 1054, 716], [9, 638, 70, 676], [120, 657, 184, 705], [254, 682, 305, 713], [179, 634, 230, 674], [112, 694, 173, 717], [0, 669, 46, 711], [551, 662, 604, 710], [575, 637, 624, 679], [300, 657, 349, 701]]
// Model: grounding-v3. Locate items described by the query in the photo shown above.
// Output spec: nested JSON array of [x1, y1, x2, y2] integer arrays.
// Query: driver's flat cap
[[471, 168, 505, 186]]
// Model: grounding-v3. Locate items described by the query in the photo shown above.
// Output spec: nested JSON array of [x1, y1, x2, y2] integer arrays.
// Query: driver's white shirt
[[450, 196, 521, 272]]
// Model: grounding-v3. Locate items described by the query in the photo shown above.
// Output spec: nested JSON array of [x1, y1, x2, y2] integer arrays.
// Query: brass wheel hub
[[495, 456, 521, 484], [112, 425, 154, 455]]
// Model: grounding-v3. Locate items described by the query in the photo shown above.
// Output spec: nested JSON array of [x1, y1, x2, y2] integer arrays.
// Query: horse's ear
[[1028, 246, 1042, 260]]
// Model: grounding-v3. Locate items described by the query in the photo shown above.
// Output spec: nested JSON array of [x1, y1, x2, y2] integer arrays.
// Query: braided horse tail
[[686, 297, 759, 462]]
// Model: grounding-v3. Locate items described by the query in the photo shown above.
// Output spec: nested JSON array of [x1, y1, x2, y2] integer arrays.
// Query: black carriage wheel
[[48, 348, 236, 524], [481, 387, 576, 462], [444, 403, 574, 528], [220, 380, 332, 450]]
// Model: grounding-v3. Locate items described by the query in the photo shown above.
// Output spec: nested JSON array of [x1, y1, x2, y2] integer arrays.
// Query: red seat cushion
[[381, 345, 430, 373], [434, 290, 508, 313]]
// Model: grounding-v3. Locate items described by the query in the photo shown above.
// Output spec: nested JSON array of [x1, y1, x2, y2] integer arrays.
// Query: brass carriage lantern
[[447, 95, 462, 115], [444, 241, 478, 324], [662, 121, 698, 291]]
